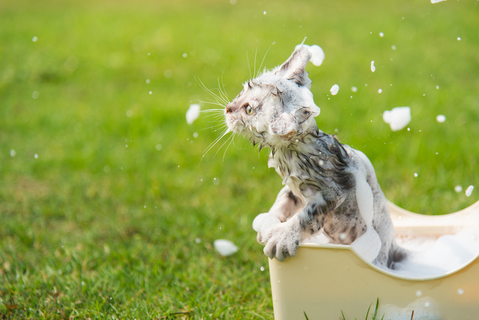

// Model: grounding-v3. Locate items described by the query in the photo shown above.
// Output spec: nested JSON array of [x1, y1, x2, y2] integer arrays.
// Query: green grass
[[0, 0, 478, 318]]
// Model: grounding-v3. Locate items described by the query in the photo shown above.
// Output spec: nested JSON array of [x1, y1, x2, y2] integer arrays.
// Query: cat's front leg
[[269, 186, 305, 222], [262, 193, 344, 261]]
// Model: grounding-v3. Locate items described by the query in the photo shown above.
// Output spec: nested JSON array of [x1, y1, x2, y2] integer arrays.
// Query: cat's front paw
[[262, 223, 300, 262]]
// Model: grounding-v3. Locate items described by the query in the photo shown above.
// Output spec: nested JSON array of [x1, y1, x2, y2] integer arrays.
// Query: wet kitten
[[224, 44, 405, 267]]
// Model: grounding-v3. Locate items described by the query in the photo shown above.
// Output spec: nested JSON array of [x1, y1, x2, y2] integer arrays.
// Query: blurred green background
[[0, 0, 478, 318]]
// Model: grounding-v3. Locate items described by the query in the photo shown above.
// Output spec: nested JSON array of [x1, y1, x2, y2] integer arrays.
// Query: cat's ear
[[295, 106, 319, 123], [274, 45, 312, 88]]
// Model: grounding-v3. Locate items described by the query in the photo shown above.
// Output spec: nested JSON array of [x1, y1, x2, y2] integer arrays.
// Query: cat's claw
[[262, 224, 300, 262]]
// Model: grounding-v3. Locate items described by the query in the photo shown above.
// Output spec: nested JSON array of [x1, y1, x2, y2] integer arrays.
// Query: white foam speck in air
[[330, 84, 339, 95], [186, 104, 201, 125], [436, 115, 446, 123], [34, 154, 39, 159], [431, 0, 446, 3], [32, 91, 39, 99], [146, 79, 150, 84], [457, 37, 461, 41], [455, 185, 463, 193], [465, 185, 474, 197], [436, 85, 440, 89], [351, 86, 358, 93], [378, 88, 382, 94], [392, 45, 396, 50], [214, 239, 238, 256], [414, 173, 418, 177], [382, 107, 411, 131], [126, 110, 133, 117], [301, 44, 325, 67], [32, 36, 38, 42], [379, 32, 384, 37], [370, 61, 376, 72], [260, 266, 265, 271], [10, 149, 16, 157], [182, 53, 187, 58], [263, 11, 266, 15]]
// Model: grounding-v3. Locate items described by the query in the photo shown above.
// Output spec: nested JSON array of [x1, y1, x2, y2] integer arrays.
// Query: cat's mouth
[[278, 131, 296, 140]]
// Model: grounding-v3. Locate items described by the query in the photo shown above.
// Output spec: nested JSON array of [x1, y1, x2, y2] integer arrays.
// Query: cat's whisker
[[246, 51, 252, 80], [217, 76, 230, 105], [196, 100, 226, 108], [195, 76, 229, 106], [256, 46, 271, 78], [201, 128, 230, 161], [199, 109, 224, 113], [214, 130, 234, 158], [253, 46, 258, 80], [222, 133, 236, 161]]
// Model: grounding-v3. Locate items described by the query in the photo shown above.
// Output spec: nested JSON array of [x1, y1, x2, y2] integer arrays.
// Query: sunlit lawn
[[0, 0, 478, 318]]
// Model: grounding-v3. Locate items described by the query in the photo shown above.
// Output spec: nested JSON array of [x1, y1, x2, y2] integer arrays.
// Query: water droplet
[[330, 84, 339, 95], [126, 110, 133, 117], [378, 88, 382, 94], [34, 154, 39, 159], [32, 36, 38, 42], [457, 37, 461, 41], [164, 69, 172, 78], [195, 238, 201, 244], [351, 86, 358, 92], [465, 185, 474, 197], [416, 290, 422, 297], [193, 132, 198, 138], [230, 0, 236, 4], [436, 114, 446, 123], [436, 85, 440, 89], [32, 91, 39, 99], [149, 91, 152, 95], [407, 127, 410, 131], [455, 185, 463, 193], [414, 173, 418, 177], [391, 45, 396, 50], [458, 288, 464, 294], [182, 53, 187, 58], [260, 266, 265, 271], [370, 61, 376, 72], [103, 165, 110, 173], [146, 79, 150, 84], [147, 52, 151, 56], [425, 301, 430, 307], [10, 149, 16, 157], [379, 32, 384, 37], [155, 144, 162, 150]]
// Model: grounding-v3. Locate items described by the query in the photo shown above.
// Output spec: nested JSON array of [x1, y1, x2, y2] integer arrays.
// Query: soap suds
[[383, 107, 411, 131]]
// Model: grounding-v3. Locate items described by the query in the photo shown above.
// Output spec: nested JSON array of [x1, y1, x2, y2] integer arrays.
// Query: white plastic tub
[[268, 201, 479, 320]]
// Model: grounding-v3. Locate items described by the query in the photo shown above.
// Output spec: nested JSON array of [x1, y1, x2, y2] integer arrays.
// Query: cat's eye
[[244, 104, 254, 115]]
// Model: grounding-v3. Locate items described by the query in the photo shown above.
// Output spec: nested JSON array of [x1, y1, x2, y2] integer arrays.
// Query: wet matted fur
[[224, 44, 405, 268]]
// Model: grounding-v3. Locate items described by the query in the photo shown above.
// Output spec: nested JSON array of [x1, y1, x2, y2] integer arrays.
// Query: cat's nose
[[225, 103, 234, 113]]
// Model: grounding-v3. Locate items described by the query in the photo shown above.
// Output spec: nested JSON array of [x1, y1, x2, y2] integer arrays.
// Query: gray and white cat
[[224, 44, 405, 268]]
